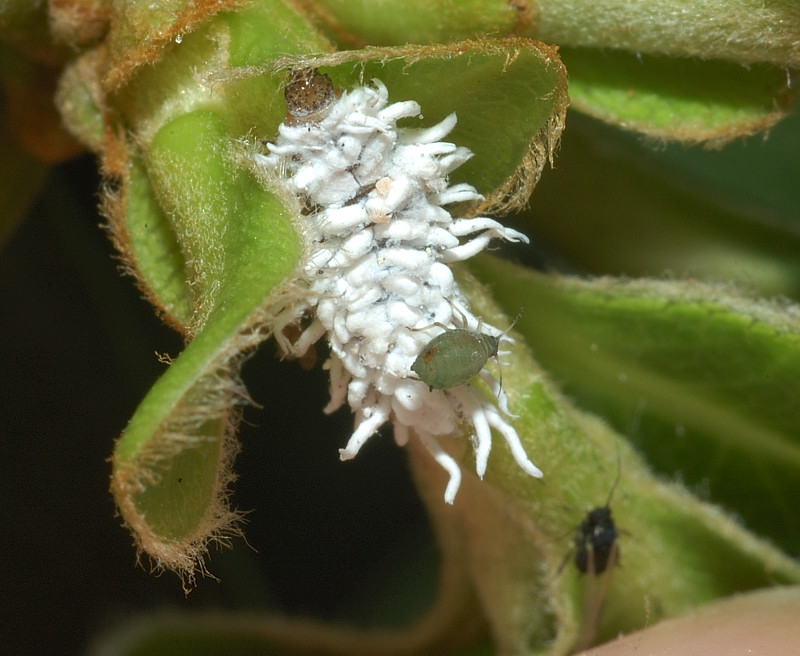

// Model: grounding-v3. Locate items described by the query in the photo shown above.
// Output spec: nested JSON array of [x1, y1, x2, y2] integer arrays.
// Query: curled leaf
[[305, 0, 800, 69], [100, 30, 567, 584], [300, 0, 800, 142], [562, 48, 796, 144]]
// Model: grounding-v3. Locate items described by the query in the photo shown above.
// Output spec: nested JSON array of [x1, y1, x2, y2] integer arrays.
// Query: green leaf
[[297, 0, 527, 47], [431, 268, 800, 651], [121, 156, 193, 328], [301, 0, 800, 70], [102, 0, 232, 90], [648, 111, 800, 233], [472, 257, 800, 555], [562, 48, 796, 143], [300, 0, 799, 142], [524, 111, 800, 299], [92, 1, 331, 325], [55, 49, 106, 154], [533, 0, 800, 68], [41, 0, 800, 653], [110, 108, 300, 583]]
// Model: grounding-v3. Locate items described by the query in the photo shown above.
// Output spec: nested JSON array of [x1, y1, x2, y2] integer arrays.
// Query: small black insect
[[568, 448, 623, 576], [566, 451, 623, 652], [574, 505, 618, 574], [571, 509, 620, 654]]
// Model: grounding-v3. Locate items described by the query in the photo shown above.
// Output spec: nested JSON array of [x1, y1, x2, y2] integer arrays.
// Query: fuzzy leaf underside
[[424, 269, 800, 652], [300, 0, 799, 142], [560, 47, 796, 144], [109, 109, 301, 581], [104, 0, 328, 582], [473, 257, 800, 555]]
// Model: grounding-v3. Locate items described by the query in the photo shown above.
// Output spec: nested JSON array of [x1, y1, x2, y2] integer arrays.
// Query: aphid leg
[[554, 544, 576, 578], [409, 321, 450, 334], [411, 297, 470, 332], [338, 398, 391, 460], [417, 431, 462, 504], [492, 359, 507, 411], [450, 302, 471, 330], [484, 405, 543, 478], [605, 441, 623, 507]]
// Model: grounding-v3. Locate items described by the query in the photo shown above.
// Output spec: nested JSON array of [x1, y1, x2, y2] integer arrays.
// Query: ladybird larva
[[258, 78, 541, 503]]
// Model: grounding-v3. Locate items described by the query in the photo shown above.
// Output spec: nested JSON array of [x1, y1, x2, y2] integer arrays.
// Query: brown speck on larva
[[375, 176, 393, 195], [284, 69, 339, 125]]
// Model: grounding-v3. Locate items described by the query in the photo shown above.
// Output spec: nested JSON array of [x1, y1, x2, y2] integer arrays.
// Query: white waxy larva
[[259, 70, 542, 503]]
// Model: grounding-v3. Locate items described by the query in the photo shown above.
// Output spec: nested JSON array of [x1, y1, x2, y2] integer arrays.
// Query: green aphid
[[411, 328, 501, 391]]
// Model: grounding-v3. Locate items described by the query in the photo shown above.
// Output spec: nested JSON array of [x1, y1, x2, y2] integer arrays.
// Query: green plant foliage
[[473, 258, 800, 555], [110, 108, 300, 578], [300, 0, 799, 142], [299, 0, 526, 48], [27, 0, 800, 654], [92, 274, 800, 654], [562, 48, 795, 143], [93, 7, 568, 589]]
